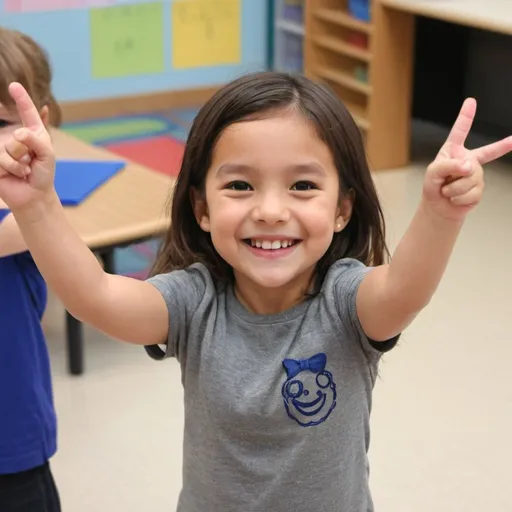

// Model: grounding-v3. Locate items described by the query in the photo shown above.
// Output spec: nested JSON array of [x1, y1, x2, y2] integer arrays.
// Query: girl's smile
[[242, 236, 301, 259]]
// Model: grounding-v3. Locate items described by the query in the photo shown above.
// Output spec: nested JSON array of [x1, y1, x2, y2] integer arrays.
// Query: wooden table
[[371, 0, 512, 168], [380, 0, 512, 35], [16, 129, 173, 375]]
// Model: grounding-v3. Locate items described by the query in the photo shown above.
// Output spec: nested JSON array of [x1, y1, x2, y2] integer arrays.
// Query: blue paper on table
[[54, 159, 125, 206]]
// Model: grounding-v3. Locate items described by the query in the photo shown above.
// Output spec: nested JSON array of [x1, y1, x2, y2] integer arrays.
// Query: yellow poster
[[172, 0, 241, 69]]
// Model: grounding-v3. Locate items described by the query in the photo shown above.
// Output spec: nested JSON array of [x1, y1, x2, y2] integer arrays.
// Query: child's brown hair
[[0, 27, 61, 127], [151, 72, 388, 291]]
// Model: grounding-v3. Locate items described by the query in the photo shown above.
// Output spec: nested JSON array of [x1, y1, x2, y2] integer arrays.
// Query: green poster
[[90, 2, 165, 79]]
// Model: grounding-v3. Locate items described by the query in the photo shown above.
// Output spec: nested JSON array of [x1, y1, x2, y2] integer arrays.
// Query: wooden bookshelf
[[313, 7, 373, 34], [273, 0, 306, 73], [304, 0, 415, 170]]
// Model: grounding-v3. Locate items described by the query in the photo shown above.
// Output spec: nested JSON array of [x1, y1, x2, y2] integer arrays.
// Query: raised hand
[[0, 83, 56, 212], [422, 98, 512, 221]]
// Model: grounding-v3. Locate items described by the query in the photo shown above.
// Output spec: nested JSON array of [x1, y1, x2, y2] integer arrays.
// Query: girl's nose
[[252, 194, 290, 225]]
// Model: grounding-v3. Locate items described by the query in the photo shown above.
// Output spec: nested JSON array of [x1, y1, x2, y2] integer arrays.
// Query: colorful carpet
[[62, 107, 199, 279], [104, 135, 185, 177]]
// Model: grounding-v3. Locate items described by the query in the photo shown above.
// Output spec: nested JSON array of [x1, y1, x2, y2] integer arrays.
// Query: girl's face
[[195, 110, 352, 304]]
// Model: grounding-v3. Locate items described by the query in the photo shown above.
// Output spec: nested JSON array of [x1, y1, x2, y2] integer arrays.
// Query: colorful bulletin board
[[0, 0, 268, 102], [172, 0, 241, 69]]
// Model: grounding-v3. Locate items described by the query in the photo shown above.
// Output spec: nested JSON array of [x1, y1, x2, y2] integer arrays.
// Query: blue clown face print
[[281, 353, 337, 427]]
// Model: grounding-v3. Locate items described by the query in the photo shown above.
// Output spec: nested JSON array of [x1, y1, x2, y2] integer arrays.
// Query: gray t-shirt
[[146, 258, 396, 512]]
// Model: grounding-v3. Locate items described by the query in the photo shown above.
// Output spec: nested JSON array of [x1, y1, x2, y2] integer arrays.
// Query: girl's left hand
[[422, 98, 512, 221]]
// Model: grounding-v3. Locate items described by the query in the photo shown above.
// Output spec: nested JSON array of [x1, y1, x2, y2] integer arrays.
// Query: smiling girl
[[1, 71, 511, 511]]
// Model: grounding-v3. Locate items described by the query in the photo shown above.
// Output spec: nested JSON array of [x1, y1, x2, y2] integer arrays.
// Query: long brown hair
[[0, 27, 62, 127], [151, 72, 388, 289]]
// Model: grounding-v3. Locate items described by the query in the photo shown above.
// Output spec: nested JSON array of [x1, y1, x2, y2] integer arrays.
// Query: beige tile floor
[[42, 123, 512, 511]]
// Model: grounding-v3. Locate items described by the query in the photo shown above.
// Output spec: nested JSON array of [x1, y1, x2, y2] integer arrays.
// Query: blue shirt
[[0, 209, 57, 474]]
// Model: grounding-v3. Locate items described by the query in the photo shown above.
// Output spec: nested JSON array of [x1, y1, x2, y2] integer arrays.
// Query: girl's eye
[[291, 181, 317, 191], [0, 120, 12, 129], [226, 181, 252, 191]]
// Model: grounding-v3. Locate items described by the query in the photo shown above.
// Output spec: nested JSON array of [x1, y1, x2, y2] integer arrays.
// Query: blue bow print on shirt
[[282, 353, 327, 379]]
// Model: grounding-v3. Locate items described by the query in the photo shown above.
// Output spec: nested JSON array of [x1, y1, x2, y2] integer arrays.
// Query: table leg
[[66, 311, 84, 375], [100, 249, 115, 275], [65, 248, 115, 376]]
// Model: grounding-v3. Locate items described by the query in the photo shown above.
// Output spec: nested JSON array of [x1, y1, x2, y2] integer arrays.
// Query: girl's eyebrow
[[292, 163, 327, 176], [216, 163, 253, 177], [216, 162, 327, 177]]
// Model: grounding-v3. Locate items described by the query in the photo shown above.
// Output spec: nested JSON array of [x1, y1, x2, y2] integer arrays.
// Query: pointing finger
[[8, 82, 46, 132]]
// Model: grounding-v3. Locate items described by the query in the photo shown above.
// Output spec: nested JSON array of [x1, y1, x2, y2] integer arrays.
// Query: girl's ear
[[39, 106, 50, 128], [334, 190, 355, 233], [190, 187, 211, 232]]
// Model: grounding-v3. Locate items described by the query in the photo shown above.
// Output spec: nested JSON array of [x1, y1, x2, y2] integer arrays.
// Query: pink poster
[[4, 0, 23, 12], [4, 0, 115, 12]]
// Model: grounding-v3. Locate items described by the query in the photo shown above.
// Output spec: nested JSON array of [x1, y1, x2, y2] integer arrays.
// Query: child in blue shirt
[[0, 27, 61, 512]]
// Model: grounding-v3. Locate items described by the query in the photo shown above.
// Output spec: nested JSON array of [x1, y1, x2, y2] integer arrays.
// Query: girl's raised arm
[[357, 98, 512, 342]]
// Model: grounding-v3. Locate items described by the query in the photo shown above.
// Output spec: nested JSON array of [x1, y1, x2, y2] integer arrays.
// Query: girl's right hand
[[0, 82, 56, 213]]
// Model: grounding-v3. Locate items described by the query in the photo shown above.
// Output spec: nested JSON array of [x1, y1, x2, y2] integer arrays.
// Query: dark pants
[[0, 462, 61, 512]]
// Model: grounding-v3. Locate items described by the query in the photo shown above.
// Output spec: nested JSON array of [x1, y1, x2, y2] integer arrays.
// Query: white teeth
[[249, 239, 295, 250]]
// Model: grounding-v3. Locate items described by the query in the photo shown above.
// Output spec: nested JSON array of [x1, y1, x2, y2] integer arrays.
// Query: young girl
[[1, 71, 511, 511], [0, 27, 61, 512]]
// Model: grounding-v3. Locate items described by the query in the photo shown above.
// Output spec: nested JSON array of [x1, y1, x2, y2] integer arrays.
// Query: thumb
[[13, 128, 53, 162], [5, 138, 30, 161], [428, 158, 473, 182]]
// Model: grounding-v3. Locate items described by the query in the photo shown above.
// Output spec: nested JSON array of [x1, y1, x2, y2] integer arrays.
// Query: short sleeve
[[144, 263, 211, 361], [329, 258, 399, 356]]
